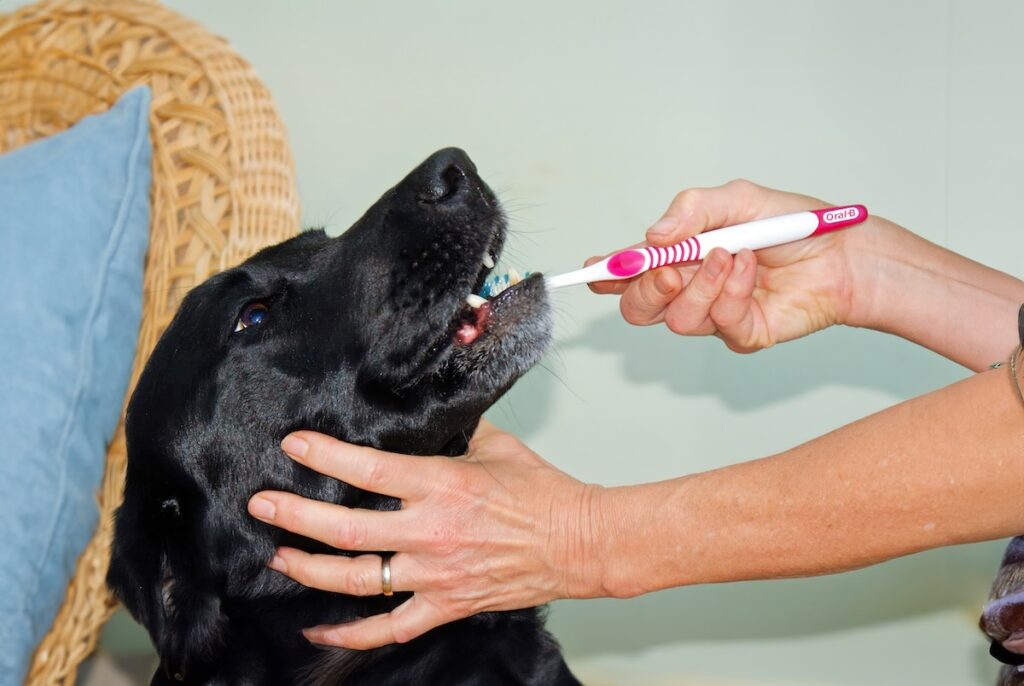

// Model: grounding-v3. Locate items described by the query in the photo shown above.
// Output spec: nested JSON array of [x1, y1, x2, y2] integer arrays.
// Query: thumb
[[646, 179, 769, 246]]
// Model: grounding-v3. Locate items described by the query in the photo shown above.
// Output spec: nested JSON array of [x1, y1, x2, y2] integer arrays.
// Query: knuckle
[[619, 298, 649, 326], [427, 523, 460, 555], [325, 628, 353, 648], [440, 465, 471, 494], [672, 188, 701, 210], [276, 499, 301, 528], [287, 557, 311, 584], [303, 435, 331, 465], [721, 274, 747, 298], [692, 270, 719, 297], [345, 566, 372, 596], [663, 308, 693, 335], [488, 432, 523, 456], [434, 569, 465, 593], [421, 567, 449, 590], [391, 622, 418, 644], [363, 458, 388, 491], [332, 518, 367, 550], [725, 178, 757, 194]]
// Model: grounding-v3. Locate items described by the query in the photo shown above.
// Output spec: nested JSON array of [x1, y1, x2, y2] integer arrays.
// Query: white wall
[[122, 1, 1024, 683]]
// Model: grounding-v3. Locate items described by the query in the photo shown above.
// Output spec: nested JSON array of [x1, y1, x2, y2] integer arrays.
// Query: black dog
[[107, 148, 581, 685]]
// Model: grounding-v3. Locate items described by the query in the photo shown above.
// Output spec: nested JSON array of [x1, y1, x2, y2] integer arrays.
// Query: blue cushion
[[0, 87, 151, 684]]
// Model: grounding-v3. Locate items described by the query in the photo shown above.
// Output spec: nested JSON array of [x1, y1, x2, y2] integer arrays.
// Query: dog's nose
[[415, 147, 478, 206]]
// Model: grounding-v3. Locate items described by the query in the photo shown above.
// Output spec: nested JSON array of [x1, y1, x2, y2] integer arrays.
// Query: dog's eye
[[234, 303, 269, 333]]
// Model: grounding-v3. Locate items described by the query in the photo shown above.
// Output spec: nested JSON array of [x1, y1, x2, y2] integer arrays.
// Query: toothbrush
[[543, 204, 868, 290]]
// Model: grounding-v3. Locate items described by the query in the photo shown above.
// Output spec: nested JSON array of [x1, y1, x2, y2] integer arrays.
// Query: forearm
[[847, 221, 1024, 370], [594, 366, 1024, 598]]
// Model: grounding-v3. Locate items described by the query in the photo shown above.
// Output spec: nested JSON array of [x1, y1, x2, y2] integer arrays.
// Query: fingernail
[[269, 553, 287, 573], [648, 217, 678, 236], [705, 253, 723, 280], [303, 627, 331, 645], [281, 434, 309, 459], [248, 496, 276, 522], [734, 251, 749, 276]]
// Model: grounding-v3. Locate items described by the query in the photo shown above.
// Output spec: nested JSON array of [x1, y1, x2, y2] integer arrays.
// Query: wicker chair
[[0, 1, 301, 682]]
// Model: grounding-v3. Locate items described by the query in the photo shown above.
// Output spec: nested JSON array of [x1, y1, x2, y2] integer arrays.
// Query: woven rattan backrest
[[0, 0, 300, 682]]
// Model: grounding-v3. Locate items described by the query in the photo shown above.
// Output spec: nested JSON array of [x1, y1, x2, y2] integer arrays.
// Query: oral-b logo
[[823, 207, 860, 223]]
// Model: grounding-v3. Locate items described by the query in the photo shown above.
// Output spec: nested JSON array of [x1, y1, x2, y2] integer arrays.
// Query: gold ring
[[381, 553, 393, 596]]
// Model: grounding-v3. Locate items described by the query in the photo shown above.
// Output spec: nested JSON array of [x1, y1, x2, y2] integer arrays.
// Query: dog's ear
[[108, 489, 230, 684]]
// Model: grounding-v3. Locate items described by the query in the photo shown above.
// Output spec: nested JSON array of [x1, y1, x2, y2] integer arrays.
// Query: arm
[[598, 365, 1024, 596], [848, 222, 1023, 370], [246, 362, 1024, 647]]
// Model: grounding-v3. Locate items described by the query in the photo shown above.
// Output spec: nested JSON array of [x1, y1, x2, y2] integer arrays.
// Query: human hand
[[590, 180, 887, 352], [246, 421, 605, 649]]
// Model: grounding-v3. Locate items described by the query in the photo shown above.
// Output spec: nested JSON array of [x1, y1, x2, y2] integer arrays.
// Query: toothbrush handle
[[543, 205, 868, 289], [627, 204, 868, 273]]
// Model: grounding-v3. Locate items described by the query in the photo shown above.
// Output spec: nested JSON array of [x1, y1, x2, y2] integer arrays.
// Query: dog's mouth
[[429, 229, 551, 386], [446, 232, 541, 348], [452, 259, 533, 346]]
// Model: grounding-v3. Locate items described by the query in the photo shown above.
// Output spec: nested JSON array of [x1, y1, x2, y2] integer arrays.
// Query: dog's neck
[[306, 609, 580, 686], [226, 590, 579, 685]]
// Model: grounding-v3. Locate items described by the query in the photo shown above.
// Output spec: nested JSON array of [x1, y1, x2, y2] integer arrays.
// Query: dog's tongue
[[455, 303, 491, 345]]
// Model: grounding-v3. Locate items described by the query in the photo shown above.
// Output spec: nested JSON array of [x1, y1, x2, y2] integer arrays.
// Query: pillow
[[0, 86, 151, 684]]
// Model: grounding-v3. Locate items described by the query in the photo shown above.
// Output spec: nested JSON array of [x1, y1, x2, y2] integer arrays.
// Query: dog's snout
[[415, 147, 478, 206], [418, 164, 465, 205]]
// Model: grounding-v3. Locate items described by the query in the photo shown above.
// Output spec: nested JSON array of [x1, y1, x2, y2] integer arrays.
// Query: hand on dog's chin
[[260, 420, 605, 651]]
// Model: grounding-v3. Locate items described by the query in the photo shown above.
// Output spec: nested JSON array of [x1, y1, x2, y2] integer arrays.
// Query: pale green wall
[[92, 1, 1024, 683]]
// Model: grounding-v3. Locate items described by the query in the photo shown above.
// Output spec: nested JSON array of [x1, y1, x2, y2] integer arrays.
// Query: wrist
[[838, 219, 1023, 368], [556, 482, 615, 600], [588, 484, 662, 600], [837, 216, 911, 331]]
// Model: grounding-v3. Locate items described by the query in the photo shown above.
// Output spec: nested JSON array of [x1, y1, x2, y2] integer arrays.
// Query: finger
[[646, 179, 769, 246], [281, 431, 431, 500], [662, 248, 733, 336], [617, 267, 683, 326], [271, 548, 422, 596], [708, 249, 759, 347], [588, 275, 632, 295], [304, 594, 448, 649], [248, 491, 417, 552]]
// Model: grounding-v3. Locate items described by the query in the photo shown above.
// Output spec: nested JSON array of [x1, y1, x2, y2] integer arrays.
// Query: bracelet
[[991, 345, 1024, 408]]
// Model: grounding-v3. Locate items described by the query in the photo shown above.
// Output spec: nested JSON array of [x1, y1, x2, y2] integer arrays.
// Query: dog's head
[[108, 148, 552, 684]]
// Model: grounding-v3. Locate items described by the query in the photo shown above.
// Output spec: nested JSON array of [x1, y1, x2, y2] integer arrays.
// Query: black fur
[[107, 148, 579, 685]]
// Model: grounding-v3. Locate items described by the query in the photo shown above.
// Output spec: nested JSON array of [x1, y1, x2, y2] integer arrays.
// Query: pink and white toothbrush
[[543, 205, 868, 290]]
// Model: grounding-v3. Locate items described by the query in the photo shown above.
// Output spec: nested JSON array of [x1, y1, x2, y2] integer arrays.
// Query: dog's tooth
[[482, 252, 495, 269], [466, 294, 487, 309], [508, 267, 522, 285]]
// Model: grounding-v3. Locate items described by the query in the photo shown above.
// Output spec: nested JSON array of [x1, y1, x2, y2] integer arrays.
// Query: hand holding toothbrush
[[585, 180, 885, 353]]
